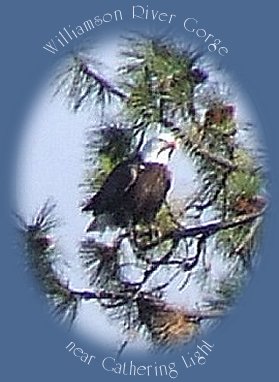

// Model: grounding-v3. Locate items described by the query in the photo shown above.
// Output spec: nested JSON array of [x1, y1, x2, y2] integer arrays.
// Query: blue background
[[0, 0, 278, 380]]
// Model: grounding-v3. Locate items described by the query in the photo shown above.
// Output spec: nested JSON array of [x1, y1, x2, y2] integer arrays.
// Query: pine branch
[[138, 210, 265, 252], [78, 60, 127, 102], [15, 201, 80, 325], [69, 289, 133, 301], [136, 293, 223, 348], [227, 217, 263, 267], [54, 55, 127, 112], [183, 134, 237, 171], [141, 239, 180, 285]]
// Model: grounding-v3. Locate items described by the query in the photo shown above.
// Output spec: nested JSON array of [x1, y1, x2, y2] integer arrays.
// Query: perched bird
[[81, 134, 177, 229]]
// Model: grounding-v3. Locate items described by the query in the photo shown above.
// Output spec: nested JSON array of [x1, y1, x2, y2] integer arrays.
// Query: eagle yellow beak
[[164, 141, 176, 150]]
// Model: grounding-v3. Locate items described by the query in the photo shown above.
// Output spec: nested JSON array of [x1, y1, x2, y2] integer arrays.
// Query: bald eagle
[[82, 135, 176, 229]]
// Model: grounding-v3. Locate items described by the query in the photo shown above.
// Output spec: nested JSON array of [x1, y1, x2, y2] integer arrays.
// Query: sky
[[16, 35, 263, 354]]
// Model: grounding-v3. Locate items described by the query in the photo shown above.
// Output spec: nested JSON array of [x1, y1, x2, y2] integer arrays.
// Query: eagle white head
[[140, 133, 177, 165]]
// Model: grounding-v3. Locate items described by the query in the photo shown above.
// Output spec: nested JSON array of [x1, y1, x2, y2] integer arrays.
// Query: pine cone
[[232, 195, 266, 215], [204, 104, 234, 128]]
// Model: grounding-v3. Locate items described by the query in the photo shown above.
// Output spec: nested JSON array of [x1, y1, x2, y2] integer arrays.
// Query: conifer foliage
[[16, 34, 267, 353]]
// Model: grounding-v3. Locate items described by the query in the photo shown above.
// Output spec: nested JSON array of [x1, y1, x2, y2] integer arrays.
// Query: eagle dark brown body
[[82, 156, 171, 227]]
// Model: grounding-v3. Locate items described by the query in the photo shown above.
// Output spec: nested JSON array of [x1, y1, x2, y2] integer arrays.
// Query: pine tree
[[16, 33, 267, 354]]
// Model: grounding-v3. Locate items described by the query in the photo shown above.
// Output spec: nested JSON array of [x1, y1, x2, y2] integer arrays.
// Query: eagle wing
[[127, 163, 171, 223], [81, 158, 140, 215]]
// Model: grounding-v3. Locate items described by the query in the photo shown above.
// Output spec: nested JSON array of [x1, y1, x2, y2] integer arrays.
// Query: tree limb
[[78, 57, 128, 101], [185, 137, 237, 171], [138, 210, 265, 251]]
